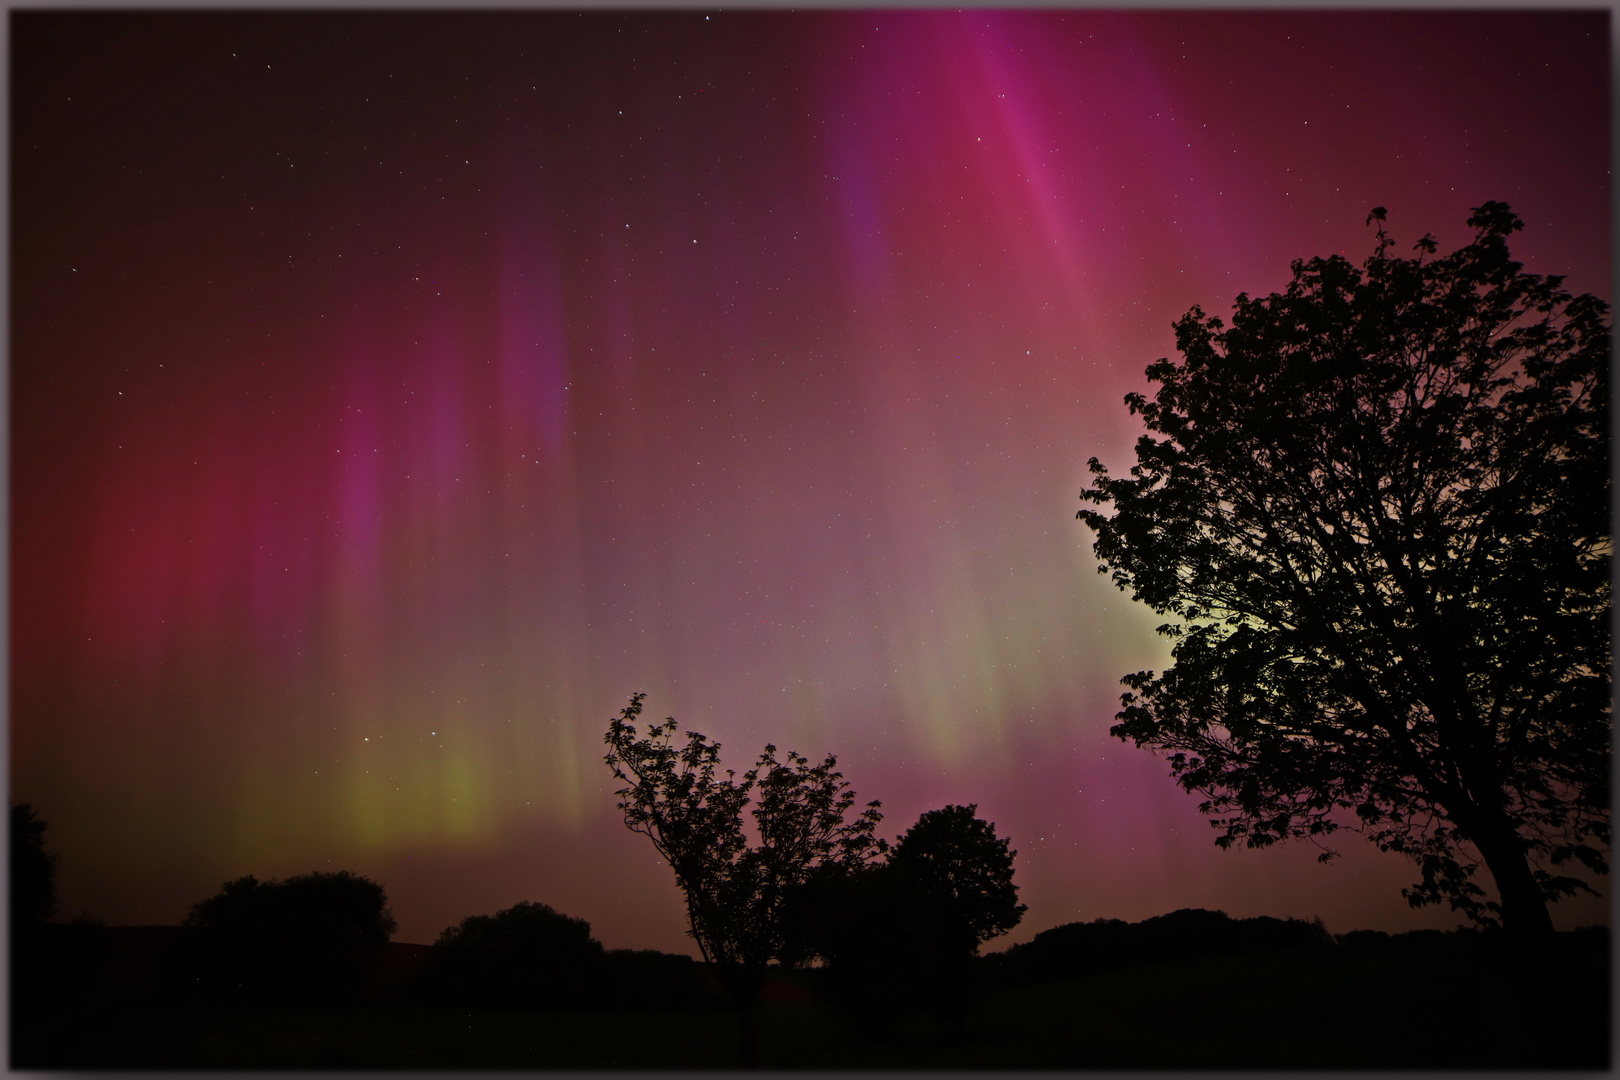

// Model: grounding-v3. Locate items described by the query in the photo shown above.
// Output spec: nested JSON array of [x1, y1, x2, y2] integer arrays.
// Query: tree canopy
[[1078, 203, 1609, 943]]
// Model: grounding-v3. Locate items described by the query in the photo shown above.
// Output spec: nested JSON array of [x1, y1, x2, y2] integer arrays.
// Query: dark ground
[[12, 926, 1609, 1069]]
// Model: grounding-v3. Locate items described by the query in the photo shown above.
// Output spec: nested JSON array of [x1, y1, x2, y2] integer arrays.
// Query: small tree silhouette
[[603, 692, 886, 1064], [891, 804, 1027, 952]]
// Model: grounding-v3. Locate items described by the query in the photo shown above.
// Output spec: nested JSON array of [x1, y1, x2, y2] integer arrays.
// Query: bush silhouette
[[600, 947, 730, 1012], [415, 901, 608, 1010], [173, 870, 396, 1004], [794, 805, 1026, 1041], [796, 861, 959, 1040]]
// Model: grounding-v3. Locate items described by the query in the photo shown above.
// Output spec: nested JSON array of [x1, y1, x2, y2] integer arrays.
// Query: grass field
[[13, 939, 1609, 1069]]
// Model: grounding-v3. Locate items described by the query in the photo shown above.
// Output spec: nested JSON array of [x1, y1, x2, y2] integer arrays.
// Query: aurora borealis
[[13, 10, 1609, 951]]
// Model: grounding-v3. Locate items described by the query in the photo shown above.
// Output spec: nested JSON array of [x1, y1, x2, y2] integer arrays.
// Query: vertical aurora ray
[[13, 10, 1608, 947], [808, 12, 1183, 767]]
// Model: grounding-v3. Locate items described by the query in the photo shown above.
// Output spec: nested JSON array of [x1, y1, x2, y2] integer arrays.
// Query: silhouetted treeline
[[407, 900, 727, 1012], [978, 908, 1612, 994], [979, 907, 1330, 989], [166, 884, 723, 1012], [1332, 923, 1611, 970], [14, 797, 1605, 1053]]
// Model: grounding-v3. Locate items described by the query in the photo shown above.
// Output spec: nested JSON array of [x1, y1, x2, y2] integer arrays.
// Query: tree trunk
[[715, 963, 766, 1067], [1462, 811, 1579, 1060], [1465, 811, 1557, 947], [736, 1003, 760, 1067]]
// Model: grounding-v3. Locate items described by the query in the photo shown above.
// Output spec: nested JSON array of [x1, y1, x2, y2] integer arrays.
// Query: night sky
[[13, 10, 1610, 952]]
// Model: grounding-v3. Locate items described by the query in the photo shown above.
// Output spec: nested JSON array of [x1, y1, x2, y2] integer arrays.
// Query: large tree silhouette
[[603, 692, 886, 1063], [1079, 203, 1609, 945]]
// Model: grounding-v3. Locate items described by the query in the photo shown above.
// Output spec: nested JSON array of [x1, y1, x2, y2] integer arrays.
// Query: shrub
[[416, 901, 607, 1010], [173, 870, 396, 1004]]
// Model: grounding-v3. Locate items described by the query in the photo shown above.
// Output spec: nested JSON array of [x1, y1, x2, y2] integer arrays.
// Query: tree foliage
[[178, 870, 398, 1003], [1078, 203, 1610, 941]]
